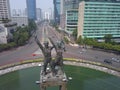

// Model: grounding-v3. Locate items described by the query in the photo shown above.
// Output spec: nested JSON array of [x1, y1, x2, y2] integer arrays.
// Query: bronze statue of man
[[49, 38, 66, 75], [35, 36, 54, 75]]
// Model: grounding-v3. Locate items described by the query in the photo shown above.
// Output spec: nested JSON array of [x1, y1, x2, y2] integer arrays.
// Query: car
[[104, 59, 112, 64], [112, 58, 120, 63], [112, 58, 116, 60]]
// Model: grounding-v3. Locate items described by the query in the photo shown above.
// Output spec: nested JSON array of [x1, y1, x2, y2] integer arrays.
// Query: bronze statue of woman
[[49, 37, 66, 75], [35, 36, 54, 75]]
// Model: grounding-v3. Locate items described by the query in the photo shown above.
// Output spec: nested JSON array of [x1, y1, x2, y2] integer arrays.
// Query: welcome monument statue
[[35, 36, 67, 90]]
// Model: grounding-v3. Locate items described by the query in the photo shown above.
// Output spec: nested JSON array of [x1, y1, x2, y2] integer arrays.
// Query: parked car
[[104, 59, 112, 64], [112, 58, 120, 63]]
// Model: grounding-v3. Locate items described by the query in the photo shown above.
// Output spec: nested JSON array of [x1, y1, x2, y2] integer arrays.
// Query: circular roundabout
[[0, 59, 120, 90]]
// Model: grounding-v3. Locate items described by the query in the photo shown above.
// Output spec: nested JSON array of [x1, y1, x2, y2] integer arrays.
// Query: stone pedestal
[[40, 66, 67, 90]]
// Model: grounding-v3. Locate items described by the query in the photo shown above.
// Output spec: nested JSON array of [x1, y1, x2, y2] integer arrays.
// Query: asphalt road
[[0, 23, 44, 66], [0, 22, 120, 69], [46, 24, 120, 69]]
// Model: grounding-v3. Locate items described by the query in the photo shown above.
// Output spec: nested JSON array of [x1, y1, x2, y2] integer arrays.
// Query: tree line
[[72, 28, 120, 53], [0, 20, 37, 52]]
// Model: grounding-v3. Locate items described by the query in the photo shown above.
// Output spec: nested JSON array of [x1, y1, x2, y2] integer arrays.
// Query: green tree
[[104, 34, 112, 43], [28, 20, 37, 30], [63, 36, 69, 44], [76, 35, 83, 45], [72, 28, 77, 40], [13, 32, 20, 45], [13, 26, 29, 46]]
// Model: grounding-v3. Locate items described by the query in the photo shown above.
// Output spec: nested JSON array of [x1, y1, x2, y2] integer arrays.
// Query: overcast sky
[[10, 0, 53, 11]]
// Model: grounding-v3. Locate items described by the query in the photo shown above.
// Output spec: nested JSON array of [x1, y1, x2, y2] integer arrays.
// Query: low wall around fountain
[[0, 59, 120, 77]]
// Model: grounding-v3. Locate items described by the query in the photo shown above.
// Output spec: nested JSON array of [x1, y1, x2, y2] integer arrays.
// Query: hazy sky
[[10, 0, 53, 11]]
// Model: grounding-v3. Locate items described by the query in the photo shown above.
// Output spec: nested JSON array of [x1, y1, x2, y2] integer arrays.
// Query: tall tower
[[53, 0, 60, 24], [44, 12, 50, 20], [60, 0, 64, 15], [26, 0, 36, 20], [60, 0, 65, 29], [12, 9, 17, 16], [36, 8, 42, 21], [49, 8, 53, 20], [0, 0, 11, 23]]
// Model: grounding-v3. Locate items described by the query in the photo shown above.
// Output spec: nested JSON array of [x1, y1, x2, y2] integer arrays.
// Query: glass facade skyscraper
[[65, 9, 78, 34], [63, 0, 120, 32], [53, 0, 60, 24], [78, 1, 120, 39], [64, 0, 80, 34], [64, 0, 79, 11], [26, 0, 36, 20]]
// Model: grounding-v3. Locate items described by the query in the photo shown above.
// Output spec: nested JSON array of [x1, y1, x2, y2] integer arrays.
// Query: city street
[[0, 22, 120, 69], [0, 23, 44, 66], [42, 23, 120, 69]]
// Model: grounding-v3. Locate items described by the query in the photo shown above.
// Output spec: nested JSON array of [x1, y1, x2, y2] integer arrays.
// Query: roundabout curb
[[0, 58, 120, 77]]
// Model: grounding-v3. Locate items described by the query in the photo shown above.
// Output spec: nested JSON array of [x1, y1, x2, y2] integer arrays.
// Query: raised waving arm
[[48, 37, 57, 51], [35, 36, 44, 53], [60, 40, 66, 51]]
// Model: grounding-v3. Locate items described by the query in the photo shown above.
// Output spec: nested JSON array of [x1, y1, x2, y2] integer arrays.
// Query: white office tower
[[0, 0, 11, 23], [60, 0, 65, 30], [44, 12, 50, 20], [48, 8, 53, 20], [36, 8, 42, 21]]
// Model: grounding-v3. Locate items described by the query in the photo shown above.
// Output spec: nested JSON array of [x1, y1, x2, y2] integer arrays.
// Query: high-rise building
[[64, 0, 120, 14], [78, 1, 120, 39], [12, 9, 27, 17], [60, 0, 120, 31], [24, 8, 27, 16], [53, 0, 60, 24], [26, 0, 36, 20], [0, 25, 7, 44], [44, 12, 50, 20], [18, 9, 22, 16], [65, 9, 78, 34], [12, 16, 28, 26], [0, 0, 11, 23], [64, 0, 80, 33], [36, 8, 42, 21], [60, 0, 80, 30], [60, 0, 64, 15], [48, 8, 53, 20], [64, 0, 79, 11], [60, 0, 65, 29], [12, 9, 17, 16]]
